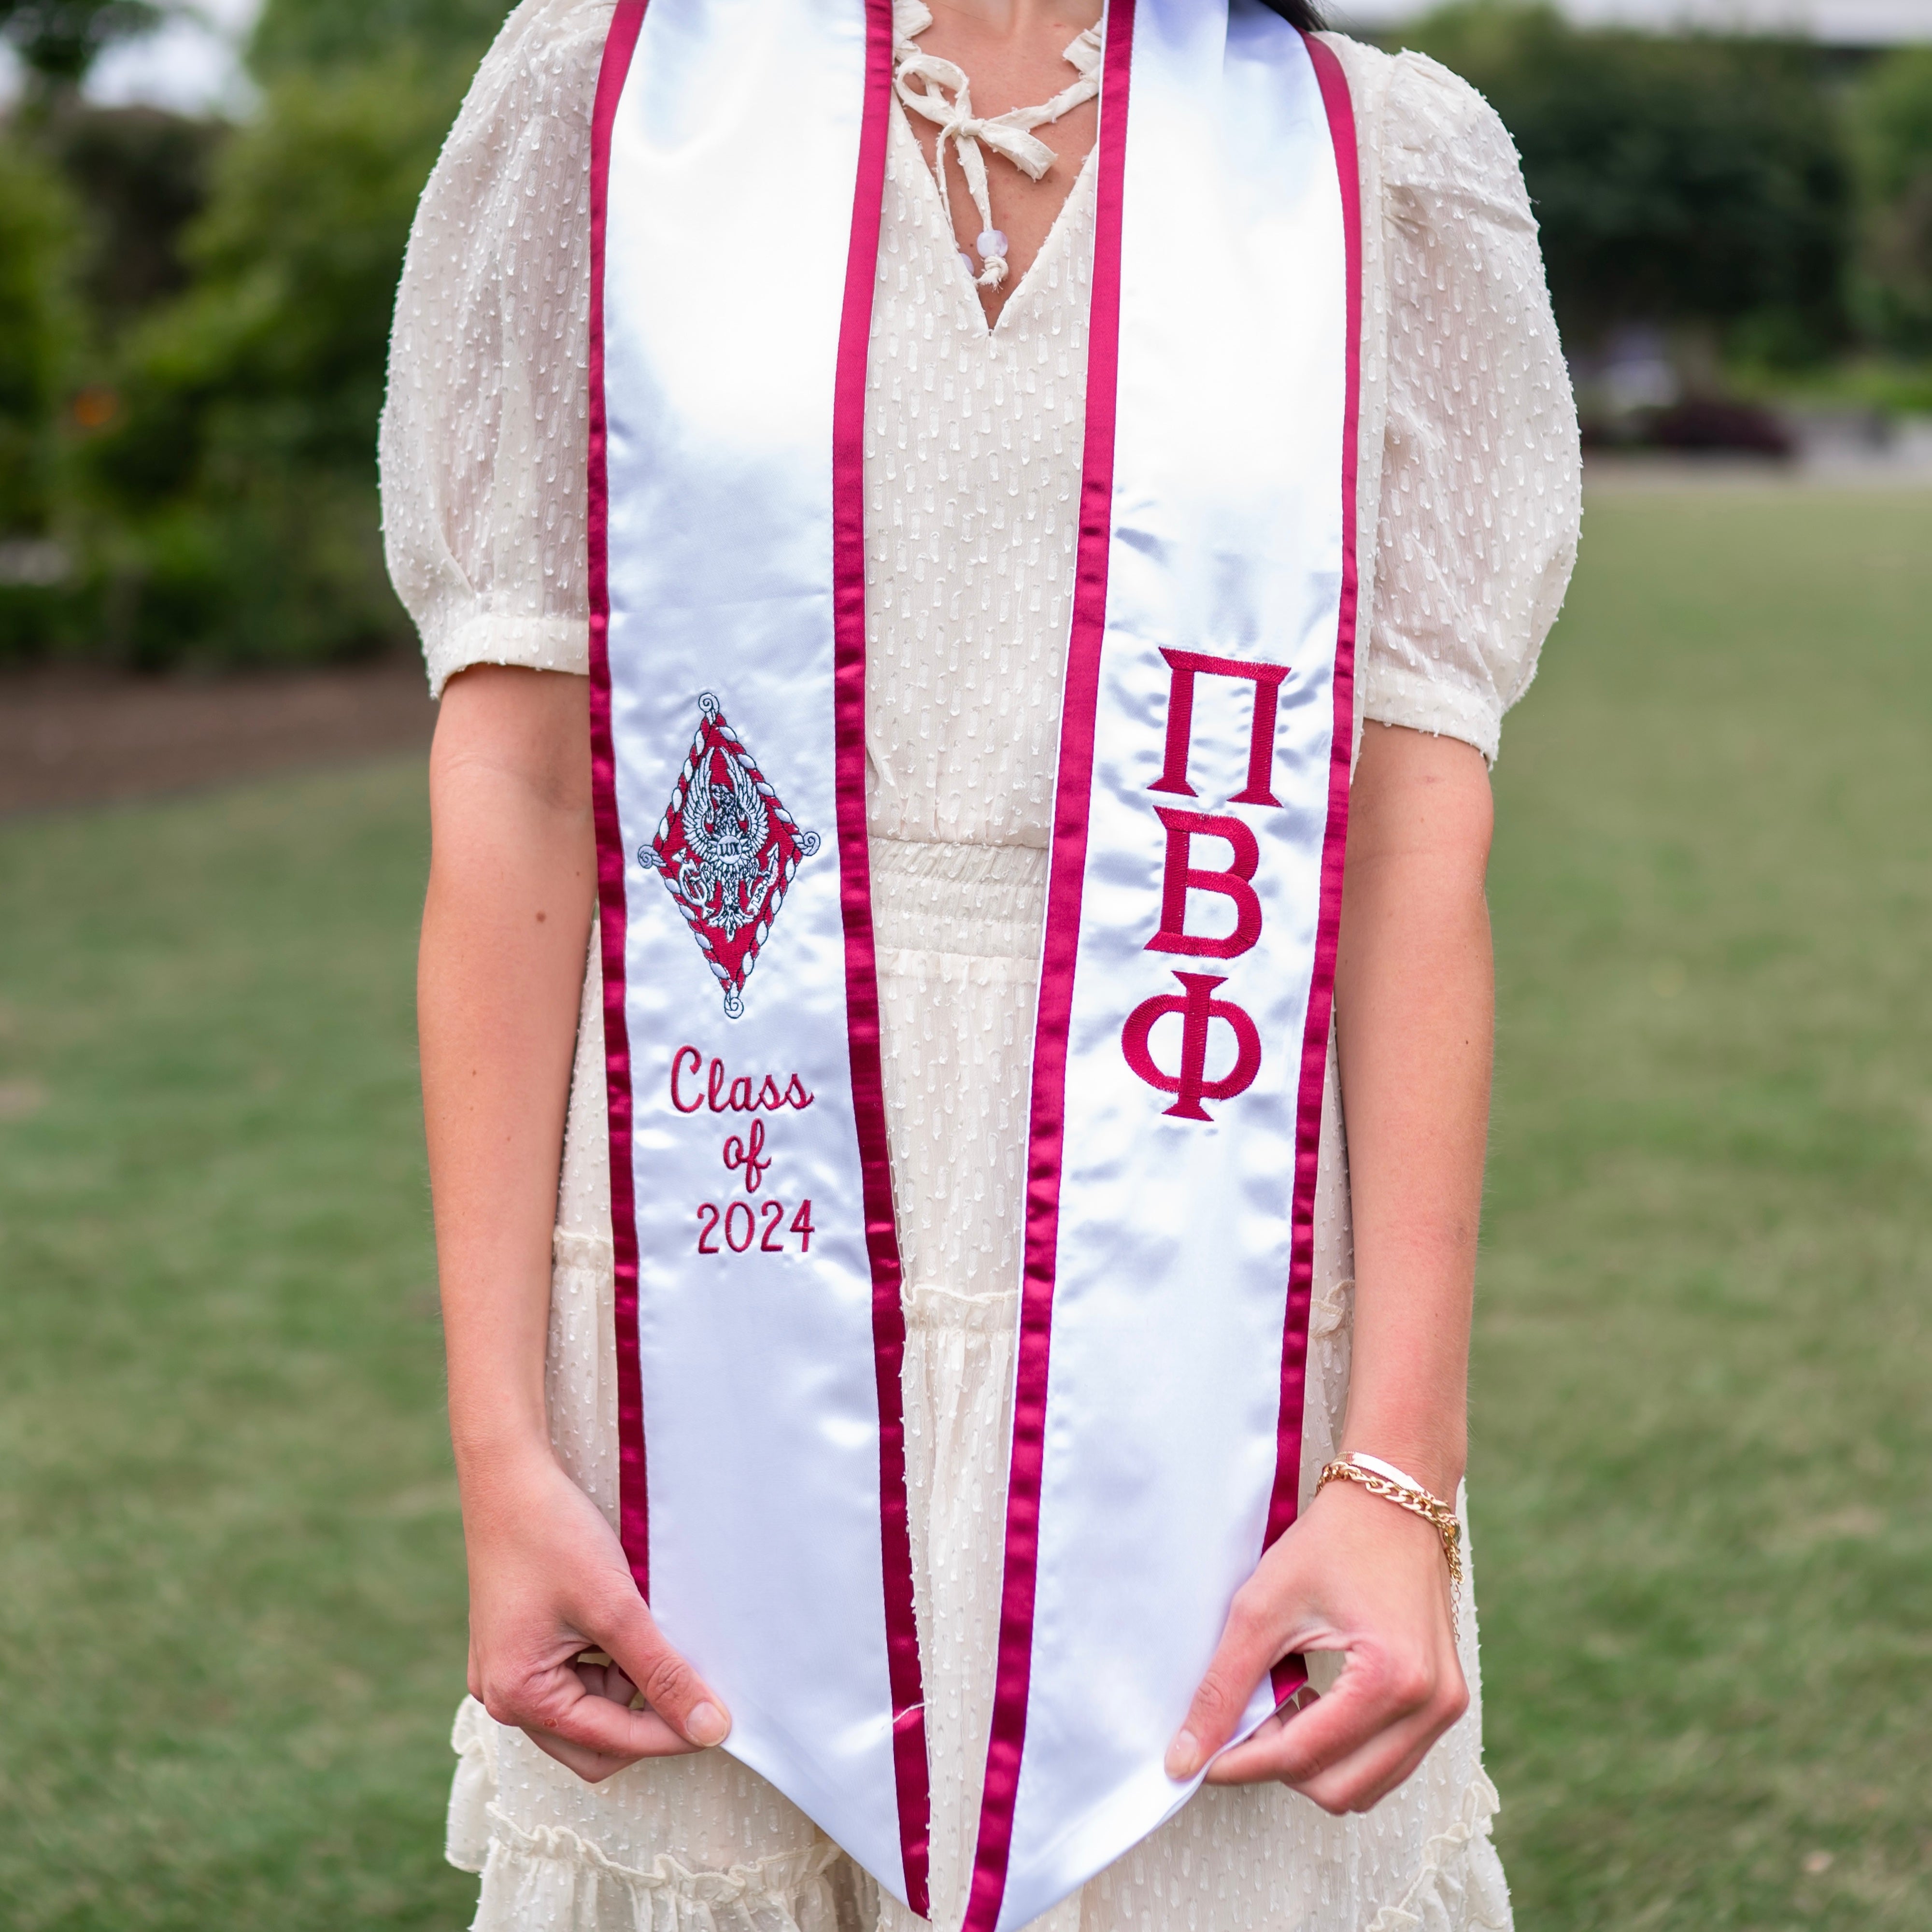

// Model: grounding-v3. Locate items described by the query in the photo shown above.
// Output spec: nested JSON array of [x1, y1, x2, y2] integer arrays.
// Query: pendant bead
[[977, 228, 1009, 259]]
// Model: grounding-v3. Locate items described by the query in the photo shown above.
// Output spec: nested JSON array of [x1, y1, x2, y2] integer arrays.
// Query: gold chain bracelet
[[1316, 1455, 1463, 1642]]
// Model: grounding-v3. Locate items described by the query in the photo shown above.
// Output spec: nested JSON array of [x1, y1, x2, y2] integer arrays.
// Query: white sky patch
[[88, 0, 261, 112]]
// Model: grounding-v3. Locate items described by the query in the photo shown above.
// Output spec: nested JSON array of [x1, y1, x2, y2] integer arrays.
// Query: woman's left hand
[[1162, 1475, 1467, 1814]]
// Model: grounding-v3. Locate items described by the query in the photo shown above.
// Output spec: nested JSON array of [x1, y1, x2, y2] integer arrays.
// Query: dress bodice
[[863, 101, 1096, 850]]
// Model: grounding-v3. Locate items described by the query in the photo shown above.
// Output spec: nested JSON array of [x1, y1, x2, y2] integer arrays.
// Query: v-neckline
[[888, 98, 1099, 344]]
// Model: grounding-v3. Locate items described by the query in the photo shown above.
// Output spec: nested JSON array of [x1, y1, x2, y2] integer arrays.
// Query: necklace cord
[[892, 0, 1102, 288]]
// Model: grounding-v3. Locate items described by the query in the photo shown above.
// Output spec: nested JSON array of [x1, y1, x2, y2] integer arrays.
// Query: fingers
[[596, 1594, 732, 1749], [1295, 1716, 1445, 1815], [480, 1649, 701, 1765], [524, 1724, 654, 1784], [536, 1675, 700, 1761], [1212, 1700, 1445, 1813], [476, 1605, 729, 1776], [1206, 1645, 1468, 1813], [1167, 1478, 1469, 1811], [462, 1451, 729, 1784], [1164, 1584, 1282, 1779], [569, 1650, 640, 1709]]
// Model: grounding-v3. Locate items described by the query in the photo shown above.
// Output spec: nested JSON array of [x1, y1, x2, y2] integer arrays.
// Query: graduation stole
[[587, 0, 1360, 1924]]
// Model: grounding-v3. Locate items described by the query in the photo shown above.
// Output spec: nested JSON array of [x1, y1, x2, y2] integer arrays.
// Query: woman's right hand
[[462, 1441, 732, 1783], [420, 668, 725, 1786]]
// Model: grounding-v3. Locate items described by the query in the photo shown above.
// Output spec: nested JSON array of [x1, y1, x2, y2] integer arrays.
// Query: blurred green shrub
[[82, 59, 470, 666], [43, 103, 225, 332], [1401, 3, 1851, 362], [0, 132, 78, 657], [0, 0, 510, 669], [2, 0, 1924, 667], [1851, 48, 1932, 352], [0, 0, 514, 668], [0, 136, 71, 531], [249, 0, 517, 76]]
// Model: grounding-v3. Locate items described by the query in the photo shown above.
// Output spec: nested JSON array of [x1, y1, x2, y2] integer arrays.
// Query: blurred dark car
[[1639, 397, 1795, 457]]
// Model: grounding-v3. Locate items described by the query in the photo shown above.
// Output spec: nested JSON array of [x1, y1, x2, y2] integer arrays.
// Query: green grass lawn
[[0, 485, 1928, 1929], [0, 765, 472, 1930], [1480, 486, 1932, 1929]]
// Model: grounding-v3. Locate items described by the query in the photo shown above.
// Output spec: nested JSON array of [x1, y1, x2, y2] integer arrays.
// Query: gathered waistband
[[868, 837, 1048, 962]]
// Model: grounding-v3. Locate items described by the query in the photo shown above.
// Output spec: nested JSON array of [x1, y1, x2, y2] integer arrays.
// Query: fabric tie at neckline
[[893, 0, 1101, 289]]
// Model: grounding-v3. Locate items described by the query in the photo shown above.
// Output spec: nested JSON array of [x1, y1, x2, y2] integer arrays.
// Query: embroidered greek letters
[[1121, 971, 1264, 1122], [1148, 649, 1291, 807], [1123, 652, 1290, 1120], [1147, 808, 1263, 960]]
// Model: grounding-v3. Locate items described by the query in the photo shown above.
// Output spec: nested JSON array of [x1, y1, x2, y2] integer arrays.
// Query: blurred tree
[[0, 137, 73, 530], [43, 106, 224, 331], [84, 57, 475, 664], [1402, 2, 1851, 361], [1851, 47, 1932, 351], [0, 0, 161, 95], [249, 0, 512, 76], [36, 0, 520, 665], [0, 133, 76, 654]]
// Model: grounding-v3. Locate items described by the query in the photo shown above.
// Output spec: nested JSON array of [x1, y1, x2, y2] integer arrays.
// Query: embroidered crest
[[645, 693, 821, 1019]]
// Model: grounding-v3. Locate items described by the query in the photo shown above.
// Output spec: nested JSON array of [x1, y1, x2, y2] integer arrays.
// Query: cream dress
[[380, 3, 1581, 1927]]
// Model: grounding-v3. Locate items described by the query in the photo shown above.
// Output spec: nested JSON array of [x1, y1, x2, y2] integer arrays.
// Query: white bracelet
[[1344, 1451, 1435, 1496]]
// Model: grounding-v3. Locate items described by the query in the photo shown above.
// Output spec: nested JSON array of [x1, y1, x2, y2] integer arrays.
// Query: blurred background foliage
[[0, 0, 1931, 669], [1402, 6, 1853, 361], [0, 0, 497, 668], [1854, 45, 1932, 348], [0, 2, 166, 90]]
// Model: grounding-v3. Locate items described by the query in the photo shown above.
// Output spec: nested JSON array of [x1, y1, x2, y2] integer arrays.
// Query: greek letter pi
[[1122, 650, 1289, 1121]]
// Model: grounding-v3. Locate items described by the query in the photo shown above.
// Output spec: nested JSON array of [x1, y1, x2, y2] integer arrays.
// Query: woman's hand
[[422, 667, 727, 1784], [1163, 1477, 1466, 1814], [463, 1439, 732, 1783], [1165, 722, 1493, 1814]]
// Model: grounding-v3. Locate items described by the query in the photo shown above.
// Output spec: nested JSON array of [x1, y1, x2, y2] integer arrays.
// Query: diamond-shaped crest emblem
[[643, 693, 822, 1020]]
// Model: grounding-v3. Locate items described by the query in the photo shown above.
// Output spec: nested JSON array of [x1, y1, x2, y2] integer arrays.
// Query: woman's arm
[[1330, 721, 1492, 1498], [1165, 720, 1492, 1811], [421, 665, 730, 1782]]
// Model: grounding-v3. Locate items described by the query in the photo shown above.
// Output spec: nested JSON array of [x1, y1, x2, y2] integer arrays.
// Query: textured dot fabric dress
[[379, 4, 1581, 1928]]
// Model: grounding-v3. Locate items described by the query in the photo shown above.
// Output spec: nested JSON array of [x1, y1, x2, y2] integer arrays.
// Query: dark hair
[[1256, 0, 1326, 32]]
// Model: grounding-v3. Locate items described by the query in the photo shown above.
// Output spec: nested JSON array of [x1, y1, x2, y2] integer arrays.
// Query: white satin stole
[[587, 2, 1360, 1926]]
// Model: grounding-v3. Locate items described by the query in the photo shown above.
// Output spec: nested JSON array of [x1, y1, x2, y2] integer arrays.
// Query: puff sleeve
[[1359, 52, 1582, 763], [379, 0, 613, 697]]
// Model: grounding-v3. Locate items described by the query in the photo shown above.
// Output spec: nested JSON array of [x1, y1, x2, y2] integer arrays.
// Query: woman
[[383, 0, 1579, 1925]]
